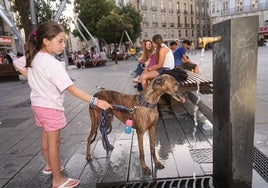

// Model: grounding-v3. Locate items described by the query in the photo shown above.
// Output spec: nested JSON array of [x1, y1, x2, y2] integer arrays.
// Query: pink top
[[148, 53, 156, 68], [14, 52, 73, 111]]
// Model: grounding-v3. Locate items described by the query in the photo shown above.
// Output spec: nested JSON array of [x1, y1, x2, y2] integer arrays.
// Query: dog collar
[[138, 95, 157, 109]]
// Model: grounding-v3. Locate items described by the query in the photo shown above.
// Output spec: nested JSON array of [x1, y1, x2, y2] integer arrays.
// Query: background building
[[208, 0, 268, 41], [129, 0, 211, 46]]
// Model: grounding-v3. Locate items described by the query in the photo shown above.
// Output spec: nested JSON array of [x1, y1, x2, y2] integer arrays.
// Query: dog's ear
[[152, 76, 164, 90]]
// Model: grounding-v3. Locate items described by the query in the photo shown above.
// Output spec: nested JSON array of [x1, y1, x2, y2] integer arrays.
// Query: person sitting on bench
[[173, 39, 199, 74], [140, 34, 174, 90]]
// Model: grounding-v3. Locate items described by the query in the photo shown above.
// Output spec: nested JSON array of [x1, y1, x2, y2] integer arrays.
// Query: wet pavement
[[0, 46, 267, 187]]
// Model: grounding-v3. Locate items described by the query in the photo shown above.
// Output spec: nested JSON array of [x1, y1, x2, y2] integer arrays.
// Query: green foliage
[[73, 0, 142, 45], [73, 0, 116, 40], [115, 2, 142, 42], [96, 10, 131, 44], [9, 0, 71, 38]]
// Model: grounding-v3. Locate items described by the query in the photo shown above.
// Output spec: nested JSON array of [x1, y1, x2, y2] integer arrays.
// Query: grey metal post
[[0, 8, 24, 53], [212, 16, 258, 188], [53, 0, 67, 69], [54, 0, 67, 22], [73, 21, 91, 48], [76, 17, 100, 53], [30, 0, 37, 30]]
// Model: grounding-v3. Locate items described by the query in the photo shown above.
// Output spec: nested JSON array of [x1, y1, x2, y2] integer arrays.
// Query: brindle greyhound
[[86, 74, 186, 175]]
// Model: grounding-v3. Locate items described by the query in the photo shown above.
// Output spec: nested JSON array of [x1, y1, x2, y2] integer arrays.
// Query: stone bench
[[179, 70, 213, 95], [0, 64, 20, 81]]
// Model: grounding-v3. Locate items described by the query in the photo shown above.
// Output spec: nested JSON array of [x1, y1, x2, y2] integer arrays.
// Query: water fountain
[[201, 16, 258, 188]]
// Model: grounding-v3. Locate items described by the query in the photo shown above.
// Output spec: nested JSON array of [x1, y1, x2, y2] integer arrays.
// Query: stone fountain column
[[212, 16, 258, 188]]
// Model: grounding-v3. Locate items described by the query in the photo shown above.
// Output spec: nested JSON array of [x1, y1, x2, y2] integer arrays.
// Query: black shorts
[[157, 67, 170, 74], [177, 62, 197, 70]]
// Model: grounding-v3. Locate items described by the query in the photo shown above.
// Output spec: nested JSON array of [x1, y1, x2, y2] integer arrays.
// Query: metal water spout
[[198, 36, 222, 48]]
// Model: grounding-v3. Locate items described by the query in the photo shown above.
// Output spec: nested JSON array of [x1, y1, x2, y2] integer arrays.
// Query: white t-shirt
[[14, 52, 73, 111], [161, 44, 175, 69]]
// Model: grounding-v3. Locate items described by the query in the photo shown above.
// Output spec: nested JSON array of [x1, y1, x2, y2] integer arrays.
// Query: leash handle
[[111, 104, 138, 114]]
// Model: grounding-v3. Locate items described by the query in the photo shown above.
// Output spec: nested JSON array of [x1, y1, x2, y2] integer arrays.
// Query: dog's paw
[[155, 161, 165, 169], [86, 154, 92, 161], [142, 167, 152, 175]]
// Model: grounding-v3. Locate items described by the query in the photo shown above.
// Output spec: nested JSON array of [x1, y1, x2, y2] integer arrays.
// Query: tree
[[73, 0, 116, 40], [96, 10, 131, 45], [10, 0, 71, 39], [115, 2, 142, 43], [73, 0, 142, 46]]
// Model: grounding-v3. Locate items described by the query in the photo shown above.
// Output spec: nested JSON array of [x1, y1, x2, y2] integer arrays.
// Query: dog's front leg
[[149, 126, 164, 169], [137, 130, 151, 175]]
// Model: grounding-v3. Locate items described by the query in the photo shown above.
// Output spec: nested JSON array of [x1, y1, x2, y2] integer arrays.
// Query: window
[[211, 2, 215, 13], [169, 0, 172, 10], [152, 0, 155, 7], [176, 1, 180, 12], [223, 2, 229, 13], [144, 32, 148, 37], [251, 0, 258, 9], [236, 0, 243, 12], [153, 14, 156, 22], [160, 0, 164, 10], [170, 30, 174, 37]]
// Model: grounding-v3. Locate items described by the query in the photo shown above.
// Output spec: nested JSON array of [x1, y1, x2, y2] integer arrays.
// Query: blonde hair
[[25, 21, 65, 67]]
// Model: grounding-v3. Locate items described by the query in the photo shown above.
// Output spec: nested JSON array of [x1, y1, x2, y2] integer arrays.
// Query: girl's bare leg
[[46, 130, 79, 187], [41, 129, 50, 170]]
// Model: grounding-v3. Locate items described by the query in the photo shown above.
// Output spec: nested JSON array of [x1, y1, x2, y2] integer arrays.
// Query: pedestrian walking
[[13, 21, 111, 188]]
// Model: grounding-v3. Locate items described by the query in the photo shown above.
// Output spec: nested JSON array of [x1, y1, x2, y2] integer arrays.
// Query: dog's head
[[151, 74, 186, 103]]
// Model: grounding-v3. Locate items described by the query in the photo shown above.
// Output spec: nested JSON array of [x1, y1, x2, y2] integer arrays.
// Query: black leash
[[99, 109, 114, 152]]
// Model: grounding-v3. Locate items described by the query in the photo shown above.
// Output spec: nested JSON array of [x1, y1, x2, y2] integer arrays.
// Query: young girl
[[140, 34, 174, 89], [14, 21, 111, 188]]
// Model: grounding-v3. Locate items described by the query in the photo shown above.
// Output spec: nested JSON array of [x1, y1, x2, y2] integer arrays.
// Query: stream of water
[[192, 48, 205, 142]]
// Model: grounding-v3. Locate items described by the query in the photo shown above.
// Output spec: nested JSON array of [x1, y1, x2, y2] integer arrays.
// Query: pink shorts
[[31, 106, 66, 132]]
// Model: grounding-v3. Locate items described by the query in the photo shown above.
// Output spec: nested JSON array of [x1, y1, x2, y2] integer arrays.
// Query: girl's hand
[[96, 99, 112, 110]]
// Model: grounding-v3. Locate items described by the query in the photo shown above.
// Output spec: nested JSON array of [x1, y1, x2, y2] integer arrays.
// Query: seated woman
[[140, 34, 174, 90], [133, 39, 154, 83]]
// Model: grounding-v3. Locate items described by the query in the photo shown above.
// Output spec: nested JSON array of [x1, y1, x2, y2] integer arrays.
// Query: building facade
[[208, 0, 268, 40], [129, 0, 211, 45]]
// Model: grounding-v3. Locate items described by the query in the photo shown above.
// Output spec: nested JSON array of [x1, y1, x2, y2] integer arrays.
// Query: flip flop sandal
[[42, 166, 64, 175], [53, 178, 80, 188]]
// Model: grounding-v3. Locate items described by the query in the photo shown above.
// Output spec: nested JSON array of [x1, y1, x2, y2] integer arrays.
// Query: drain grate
[[190, 148, 213, 163], [96, 176, 214, 188], [253, 146, 268, 182]]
